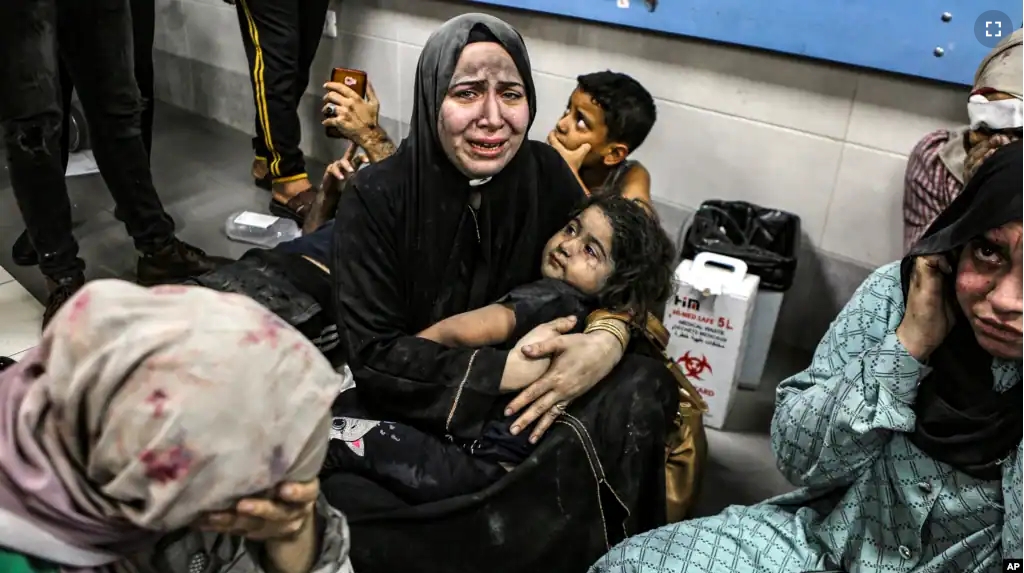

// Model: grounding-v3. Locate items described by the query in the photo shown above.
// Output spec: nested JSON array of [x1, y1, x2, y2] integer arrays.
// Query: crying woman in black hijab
[[330, 13, 647, 445], [329, 14, 682, 573]]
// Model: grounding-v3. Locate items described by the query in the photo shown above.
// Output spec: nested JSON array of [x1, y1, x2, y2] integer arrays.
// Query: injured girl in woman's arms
[[321, 192, 676, 505]]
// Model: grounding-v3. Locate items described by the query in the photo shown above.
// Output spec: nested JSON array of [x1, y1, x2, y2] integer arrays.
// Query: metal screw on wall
[[941, 12, 952, 22], [934, 47, 945, 57]]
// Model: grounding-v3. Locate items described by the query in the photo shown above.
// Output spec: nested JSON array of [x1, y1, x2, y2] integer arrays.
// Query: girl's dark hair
[[573, 194, 677, 318]]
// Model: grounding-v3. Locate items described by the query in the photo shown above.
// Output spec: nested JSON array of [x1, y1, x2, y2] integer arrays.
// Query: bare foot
[[252, 158, 269, 180], [272, 177, 312, 204]]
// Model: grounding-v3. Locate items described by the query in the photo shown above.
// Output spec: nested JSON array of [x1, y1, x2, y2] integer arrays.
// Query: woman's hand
[[505, 329, 624, 443], [197, 479, 318, 541], [547, 130, 591, 172], [499, 316, 577, 393], [897, 255, 955, 361], [322, 80, 380, 144]]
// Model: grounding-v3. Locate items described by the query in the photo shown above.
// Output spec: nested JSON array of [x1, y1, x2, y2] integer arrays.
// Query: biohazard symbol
[[677, 351, 712, 381]]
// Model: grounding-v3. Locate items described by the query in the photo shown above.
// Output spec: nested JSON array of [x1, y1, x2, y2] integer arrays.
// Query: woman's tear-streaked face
[[955, 221, 1024, 359], [437, 42, 530, 178]]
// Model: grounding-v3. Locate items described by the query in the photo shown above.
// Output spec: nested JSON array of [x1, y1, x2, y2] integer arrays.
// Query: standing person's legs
[[8, 56, 77, 269], [55, 0, 228, 287], [235, 0, 317, 222], [9, 11, 152, 269], [0, 0, 87, 320], [129, 0, 155, 157], [55, 0, 171, 246], [295, 0, 330, 106], [236, 0, 273, 192], [59, 60, 75, 169]]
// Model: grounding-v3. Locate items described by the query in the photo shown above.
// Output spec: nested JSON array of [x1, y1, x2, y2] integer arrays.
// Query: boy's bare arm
[[417, 304, 516, 348]]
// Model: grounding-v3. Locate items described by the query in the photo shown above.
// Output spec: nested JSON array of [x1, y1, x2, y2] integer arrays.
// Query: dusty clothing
[[593, 142, 1023, 573], [0, 280, 350, 573], [321, 278, 594, 504], [327, 13, 678, 573]]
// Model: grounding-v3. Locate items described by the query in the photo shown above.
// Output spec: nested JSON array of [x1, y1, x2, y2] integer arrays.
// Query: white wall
[[153, 0, 969, 349]]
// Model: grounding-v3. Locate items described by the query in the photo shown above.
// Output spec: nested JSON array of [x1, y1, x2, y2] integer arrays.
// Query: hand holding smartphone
[[325, 67, 368, 139]]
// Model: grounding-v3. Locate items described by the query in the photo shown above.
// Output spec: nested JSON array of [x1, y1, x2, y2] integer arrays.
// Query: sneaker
[[136, 238, 232, 287], [12, 230, 38, 267], [43, 273, 86, 329]]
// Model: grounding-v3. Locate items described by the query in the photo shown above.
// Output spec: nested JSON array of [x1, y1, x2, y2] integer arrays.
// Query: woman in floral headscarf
[[0, 280, 350, 573]]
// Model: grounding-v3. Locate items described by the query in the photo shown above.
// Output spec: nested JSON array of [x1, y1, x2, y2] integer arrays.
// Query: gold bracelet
[[601, 317, 632, 343], [584, 320, 629, 352], [586, 324, 627, 352], [586, 309, 634, 326], [602, 318, 632, 348]]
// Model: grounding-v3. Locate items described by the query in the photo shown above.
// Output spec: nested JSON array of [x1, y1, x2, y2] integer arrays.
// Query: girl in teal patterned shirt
[[592, 142, 1022, 572]]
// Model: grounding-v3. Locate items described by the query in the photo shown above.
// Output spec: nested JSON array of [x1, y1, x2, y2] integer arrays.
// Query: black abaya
[[329, 14, 677, 573], [330, 14, 582, 440]]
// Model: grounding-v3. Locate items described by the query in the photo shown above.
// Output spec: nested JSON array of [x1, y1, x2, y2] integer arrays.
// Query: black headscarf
[[340, 14, 582, 332], [903, 140, 1023, 481]]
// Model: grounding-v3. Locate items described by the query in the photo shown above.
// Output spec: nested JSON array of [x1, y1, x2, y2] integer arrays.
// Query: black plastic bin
[[678, 200, 801, 291]]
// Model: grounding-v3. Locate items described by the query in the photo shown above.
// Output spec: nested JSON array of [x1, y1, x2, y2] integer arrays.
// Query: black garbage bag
[[679, 200, 801, 291]]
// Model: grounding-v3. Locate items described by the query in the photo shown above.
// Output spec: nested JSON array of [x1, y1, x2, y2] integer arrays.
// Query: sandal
[[269, 189, 318, 224]]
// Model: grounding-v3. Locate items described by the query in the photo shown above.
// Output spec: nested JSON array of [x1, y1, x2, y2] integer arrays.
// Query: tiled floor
[[0, 104, 328, 304], [0, 264, 43, 359], [0, 102, 807, 516]]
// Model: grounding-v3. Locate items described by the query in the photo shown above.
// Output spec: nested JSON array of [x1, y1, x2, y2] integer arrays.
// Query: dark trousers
[[321, 416, 508, 505], [235, 0, 330, 183], [0, 0, 173, 280], [58, 0, 156, 162]]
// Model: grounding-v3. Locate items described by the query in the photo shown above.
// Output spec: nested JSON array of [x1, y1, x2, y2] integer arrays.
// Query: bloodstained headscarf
[[0, 280, 341, 570]]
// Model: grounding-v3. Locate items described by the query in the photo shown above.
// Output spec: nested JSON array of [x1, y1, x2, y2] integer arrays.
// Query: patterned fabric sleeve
[[240, 496, 353, 573], [770, 263, 925, 489], [153, 496, 353, 573], [1002, 442, 1023, 559]]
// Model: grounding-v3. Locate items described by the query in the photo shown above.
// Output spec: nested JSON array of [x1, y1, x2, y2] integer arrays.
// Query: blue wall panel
[[465, 0, 1022, 85]]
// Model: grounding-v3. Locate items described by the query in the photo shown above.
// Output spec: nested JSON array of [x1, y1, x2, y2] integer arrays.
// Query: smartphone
[[326, 67, 368, 139]]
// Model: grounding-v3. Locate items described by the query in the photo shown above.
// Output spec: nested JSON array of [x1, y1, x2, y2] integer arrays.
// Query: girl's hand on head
[[196, 478, 319, 541], [897, 254, 955, 361]]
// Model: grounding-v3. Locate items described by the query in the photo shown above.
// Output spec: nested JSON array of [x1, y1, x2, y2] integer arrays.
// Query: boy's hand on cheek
[[547, 130, 590, 171]]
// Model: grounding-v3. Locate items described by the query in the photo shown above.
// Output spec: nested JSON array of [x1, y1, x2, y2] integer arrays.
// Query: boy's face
[[552, 88, 629, 169], [541, 206, 615, 295]]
